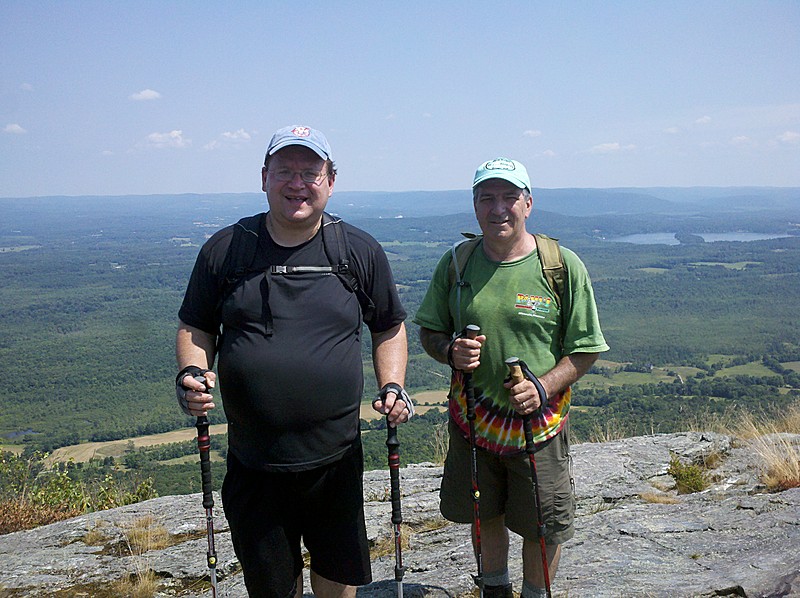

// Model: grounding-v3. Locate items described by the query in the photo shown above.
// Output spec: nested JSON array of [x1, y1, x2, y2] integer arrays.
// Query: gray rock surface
[[1, 432, 798, 597]]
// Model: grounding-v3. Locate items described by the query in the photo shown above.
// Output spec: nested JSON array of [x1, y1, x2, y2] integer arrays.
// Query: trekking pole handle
[[464, 324, 480, 342], [505, 357, 548, 409], [462, 325, 480, 421], [506, 358, 525, 385], [505, 357, 549, 452], [193, 376, 215, 510], [386, 423, 402, 524]]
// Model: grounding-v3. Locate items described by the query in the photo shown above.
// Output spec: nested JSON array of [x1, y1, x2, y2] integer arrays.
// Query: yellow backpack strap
[[534, 233, 565, 309]]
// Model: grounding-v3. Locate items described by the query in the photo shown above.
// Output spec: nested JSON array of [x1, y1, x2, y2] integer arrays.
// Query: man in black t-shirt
[[176, 125, 410, 598]]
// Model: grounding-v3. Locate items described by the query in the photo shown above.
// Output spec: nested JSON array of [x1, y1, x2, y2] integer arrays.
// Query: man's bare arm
[[539, 351, 600, 399], [371, 322, 409, 424], [419, 326, 451, 365], [176, 321, 217, 370]]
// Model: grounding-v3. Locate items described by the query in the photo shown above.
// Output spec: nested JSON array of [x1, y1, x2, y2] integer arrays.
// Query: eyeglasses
[[268, 168, 330, 184]]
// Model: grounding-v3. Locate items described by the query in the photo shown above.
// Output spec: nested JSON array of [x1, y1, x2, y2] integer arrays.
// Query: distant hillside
[[332, 186, 800, 219], [5, 187, 798, 228]]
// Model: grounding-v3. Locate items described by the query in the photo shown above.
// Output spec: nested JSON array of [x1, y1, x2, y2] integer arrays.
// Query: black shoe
[[484, 583, 513, 598]]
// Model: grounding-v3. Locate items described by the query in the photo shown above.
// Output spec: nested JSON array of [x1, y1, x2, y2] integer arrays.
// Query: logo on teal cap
[[473, 157, 530, 191], [484, 158, 516, 171]]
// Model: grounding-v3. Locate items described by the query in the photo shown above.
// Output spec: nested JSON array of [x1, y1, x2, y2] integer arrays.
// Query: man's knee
[[309, 570, 357, 598]]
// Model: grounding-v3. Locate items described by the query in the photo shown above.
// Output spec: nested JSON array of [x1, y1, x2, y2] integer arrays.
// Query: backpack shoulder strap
[[448, 233, 482, 289], [213, 213, 264, 333], [533, 233, 565, 309], [321, 212, 375, 319], [447, 233, 482, 333], [220, 213, 263, 291], [320, 212, 349, 275]]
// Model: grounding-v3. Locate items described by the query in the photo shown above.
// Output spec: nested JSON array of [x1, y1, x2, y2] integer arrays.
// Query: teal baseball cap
[[266, 125, 332, 161], [472, 157, 531, 191]]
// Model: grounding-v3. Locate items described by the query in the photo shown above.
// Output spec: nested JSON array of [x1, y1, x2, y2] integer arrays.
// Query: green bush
[[0, 451, 157, 534], [667, 454, 709, 494]]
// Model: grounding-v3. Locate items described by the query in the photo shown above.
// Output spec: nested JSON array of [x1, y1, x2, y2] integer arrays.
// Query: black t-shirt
[[178, 214, 406, 471]]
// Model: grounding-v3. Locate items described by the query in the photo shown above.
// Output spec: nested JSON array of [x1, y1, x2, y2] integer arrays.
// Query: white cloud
[[221, 129, 251, 141], [130, 89, 162, 101], [730, 135, 752, 146], [664, 126, 680, 134], [540, 149, 556, 157], [589, 142, 635, 154], [204, 128, 253, 150], [778, 130, 800, 144], [523, 129, 542, 138], [20, 83, 33, 91], [695, 115, 712, 125], [145, 130, 190, 148], [3, 123, 27, 134]]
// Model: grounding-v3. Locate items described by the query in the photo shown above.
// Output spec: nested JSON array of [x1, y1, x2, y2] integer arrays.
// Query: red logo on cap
[[291, 126, 311, 138]]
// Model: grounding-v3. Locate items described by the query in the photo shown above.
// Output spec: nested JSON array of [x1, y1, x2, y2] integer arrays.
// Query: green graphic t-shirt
[[414, 239, 609, 454]]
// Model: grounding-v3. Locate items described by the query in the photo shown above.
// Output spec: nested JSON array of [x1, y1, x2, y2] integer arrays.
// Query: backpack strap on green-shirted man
[[447, 232, 566, 334]]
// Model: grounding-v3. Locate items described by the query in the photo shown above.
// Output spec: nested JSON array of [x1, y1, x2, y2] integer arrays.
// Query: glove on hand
[[176, 365, 211, 416], [375, 382, 415, 418]]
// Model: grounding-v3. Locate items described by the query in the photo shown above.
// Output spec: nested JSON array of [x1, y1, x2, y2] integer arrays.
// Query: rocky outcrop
[[1, 432, 798, 597]]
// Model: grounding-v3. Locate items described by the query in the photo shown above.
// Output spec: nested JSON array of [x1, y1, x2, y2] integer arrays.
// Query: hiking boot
[[483, 583, 513, 598]]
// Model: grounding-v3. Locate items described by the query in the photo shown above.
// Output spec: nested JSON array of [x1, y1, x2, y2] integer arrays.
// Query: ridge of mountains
[[3, 186, 799, 222]]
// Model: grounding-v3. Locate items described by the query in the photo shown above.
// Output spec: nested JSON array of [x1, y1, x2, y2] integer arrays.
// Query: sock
[[521, 579, 548, 598], [483, 569, 510, 587]]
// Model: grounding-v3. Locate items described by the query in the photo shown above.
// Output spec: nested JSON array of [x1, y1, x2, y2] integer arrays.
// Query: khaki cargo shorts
[[439, 419, 575, 545]]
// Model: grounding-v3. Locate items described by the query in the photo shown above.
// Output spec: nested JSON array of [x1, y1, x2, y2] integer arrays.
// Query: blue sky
[[1, 1, 799, 197]]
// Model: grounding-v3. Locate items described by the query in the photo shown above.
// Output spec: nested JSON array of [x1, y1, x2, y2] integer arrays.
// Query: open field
[[360, 390, 447, 420], [44, 391, 450, 465], [45, 424, 228, 465]]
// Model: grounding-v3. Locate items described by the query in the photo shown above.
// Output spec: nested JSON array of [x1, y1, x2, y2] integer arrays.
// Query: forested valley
[[1, 188, 799, 497]]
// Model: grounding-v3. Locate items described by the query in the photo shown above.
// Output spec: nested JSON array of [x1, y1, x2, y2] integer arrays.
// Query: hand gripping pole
[[505, 358, 552, 598], [461, 324, 483, 595], [193, 375, 218, 598], [386, 421, 405, 597]]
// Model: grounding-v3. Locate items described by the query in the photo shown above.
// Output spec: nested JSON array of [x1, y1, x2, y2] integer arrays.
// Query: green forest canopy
[[1, 190, 799, 463]]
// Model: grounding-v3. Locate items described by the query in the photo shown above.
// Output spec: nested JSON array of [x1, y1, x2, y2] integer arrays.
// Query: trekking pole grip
[[463, 325, 480, 419], [505, 357, 548, 453], [386, 423, 402, 524], [195, 415, 214, 510]]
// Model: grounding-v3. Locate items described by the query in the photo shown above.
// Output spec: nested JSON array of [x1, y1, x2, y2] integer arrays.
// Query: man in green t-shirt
[[414, 157, 609, 598]]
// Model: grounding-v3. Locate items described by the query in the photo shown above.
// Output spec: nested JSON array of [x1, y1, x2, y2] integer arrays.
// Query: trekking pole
[[505, 358, 552, 598], [461, 324, 484, 595], [193, 376, 218, 598], [386, 419, 405, 598]]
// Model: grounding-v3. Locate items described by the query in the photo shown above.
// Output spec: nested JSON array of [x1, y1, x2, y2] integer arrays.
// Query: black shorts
[[221, 440, 372, 597]]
